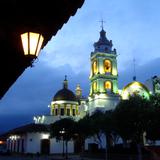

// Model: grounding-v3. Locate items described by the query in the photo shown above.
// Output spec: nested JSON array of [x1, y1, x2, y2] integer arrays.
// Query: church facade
[[0, 27, 159, 154]]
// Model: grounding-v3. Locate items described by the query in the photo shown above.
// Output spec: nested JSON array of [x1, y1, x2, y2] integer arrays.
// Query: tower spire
[[63, 75, 68, 89], [75, 84, 82, 99], [133, 58, 136, 81], [94, 19, 113, 53], [99, 19, 105, 30]]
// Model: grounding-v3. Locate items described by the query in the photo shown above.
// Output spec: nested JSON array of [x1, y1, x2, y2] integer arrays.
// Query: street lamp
[[21, 32, 44, 59], [59, 128, 65, 157]]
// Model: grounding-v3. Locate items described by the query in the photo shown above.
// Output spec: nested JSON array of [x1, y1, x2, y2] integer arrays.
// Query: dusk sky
[[0, 0, 160, 133]]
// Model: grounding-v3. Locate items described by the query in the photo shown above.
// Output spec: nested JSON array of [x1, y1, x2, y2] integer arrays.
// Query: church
[[0, 26, 159, 154]]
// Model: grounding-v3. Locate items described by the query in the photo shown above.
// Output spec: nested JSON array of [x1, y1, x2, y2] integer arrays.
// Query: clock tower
[[88, 27, 120, 112]]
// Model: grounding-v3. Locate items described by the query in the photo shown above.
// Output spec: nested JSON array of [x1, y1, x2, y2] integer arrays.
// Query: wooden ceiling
[[0, 0, 84, 99]]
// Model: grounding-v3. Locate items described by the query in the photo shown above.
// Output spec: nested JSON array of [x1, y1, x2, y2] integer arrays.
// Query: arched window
[[92, 60, 97, 75], [104, 81, 112, 93], [92, 81, 97, 92], [104, 60, 111, 73]]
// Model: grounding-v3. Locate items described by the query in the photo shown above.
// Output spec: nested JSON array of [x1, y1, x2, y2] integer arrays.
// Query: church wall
[[88, 95, 119, 112], [26, 133, 42, 153], [50, 138, 74, 154]]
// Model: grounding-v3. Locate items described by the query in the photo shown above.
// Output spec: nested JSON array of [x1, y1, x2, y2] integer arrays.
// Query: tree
[[112, 96, 153, 160], [89, 110, 105, 148], [113, 96, 151, 144], [89, 110, 114, 160], [146, 93, 160, 141], [50, 118, 76, 159], [102, 110, 114, 160], [76, 114, 92, 158]]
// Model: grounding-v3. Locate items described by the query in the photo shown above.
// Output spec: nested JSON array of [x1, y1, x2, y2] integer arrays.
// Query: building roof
[[123, 81, 150, 93], [94, 28, 113, 53], [53, 76, 77, 102], [0, 0, 84, 99], [0, 123, 50, 137], [53, 88, 77, 101]]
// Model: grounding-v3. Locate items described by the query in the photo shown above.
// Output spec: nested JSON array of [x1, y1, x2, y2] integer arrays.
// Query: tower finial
[[63, 75, 68, 89], [133, 58, 136, 81], [99, 19, 105, 30], [75, 84, 82, 99], [65, 75, 67, 81]]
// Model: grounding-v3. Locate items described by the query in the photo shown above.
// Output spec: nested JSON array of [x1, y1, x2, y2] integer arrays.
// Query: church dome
[[121, 81, 150, 100], [53, 88, 77, 101], [53, 76, 77, 101]]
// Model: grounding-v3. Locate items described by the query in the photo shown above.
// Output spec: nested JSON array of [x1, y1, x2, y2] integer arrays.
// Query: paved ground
[[0, 155, 104, 160]]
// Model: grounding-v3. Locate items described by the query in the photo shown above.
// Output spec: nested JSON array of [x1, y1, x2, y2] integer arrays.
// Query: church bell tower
[[88, 25, 119, 111]]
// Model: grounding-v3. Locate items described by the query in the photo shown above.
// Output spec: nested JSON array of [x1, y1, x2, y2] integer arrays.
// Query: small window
[[55, 108, 58, 115], [66, 108, 70, 116], [72, 109, 76, 116], [61, 108, 64, 116]]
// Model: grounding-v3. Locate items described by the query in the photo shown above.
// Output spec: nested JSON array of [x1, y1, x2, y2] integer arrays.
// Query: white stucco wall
[[50, 138, 74, 154], [25, 132, 50, 154], [88, 95, 119, 114], [26, 133, 42, 153]]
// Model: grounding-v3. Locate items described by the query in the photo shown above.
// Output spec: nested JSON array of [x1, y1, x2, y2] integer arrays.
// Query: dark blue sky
[[0, 0, 160, 133]]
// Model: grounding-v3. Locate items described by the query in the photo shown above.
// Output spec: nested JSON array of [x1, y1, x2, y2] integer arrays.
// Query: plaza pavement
[[0, 155, 105, 160]]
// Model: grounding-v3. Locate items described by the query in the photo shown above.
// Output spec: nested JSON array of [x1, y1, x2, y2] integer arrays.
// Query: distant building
[[145, 75, 160, 94]]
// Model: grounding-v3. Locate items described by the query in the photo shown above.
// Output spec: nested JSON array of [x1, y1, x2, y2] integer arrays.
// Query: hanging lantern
[[21, 32, 44, 58]]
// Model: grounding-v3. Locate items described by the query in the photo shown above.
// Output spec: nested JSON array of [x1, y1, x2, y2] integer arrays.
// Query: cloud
[[40, 0, 160, 75], [118, 58, 160, 88]]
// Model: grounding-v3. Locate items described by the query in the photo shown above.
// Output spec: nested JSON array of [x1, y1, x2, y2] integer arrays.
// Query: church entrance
[[40, 139, 50, 154]]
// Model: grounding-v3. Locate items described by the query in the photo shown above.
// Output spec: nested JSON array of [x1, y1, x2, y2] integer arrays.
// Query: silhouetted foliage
[[112, 96, 151, 143], [50, 118, 76, 140], [50, 118, 76, 159], [146, 93, 160, 140]]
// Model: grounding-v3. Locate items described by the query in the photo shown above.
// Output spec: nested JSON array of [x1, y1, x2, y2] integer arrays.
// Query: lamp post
[[59, 128, 65, 157], [21, 32, 44, 61]]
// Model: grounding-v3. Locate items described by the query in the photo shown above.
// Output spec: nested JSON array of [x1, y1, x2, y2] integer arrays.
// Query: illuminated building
[[34, 76, 81, 125], [121, 81, 150, 100], [88, 27, 120, 112], [145, 75, 160, 95]]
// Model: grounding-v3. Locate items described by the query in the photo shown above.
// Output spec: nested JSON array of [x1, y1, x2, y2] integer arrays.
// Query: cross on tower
[[99, 19, 105, 30]]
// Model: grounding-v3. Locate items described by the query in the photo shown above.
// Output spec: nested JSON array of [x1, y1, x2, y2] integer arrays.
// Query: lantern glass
[[21, 33, 28, 55], [21, 32, 44, 57], [36, 35, 44, 57]]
